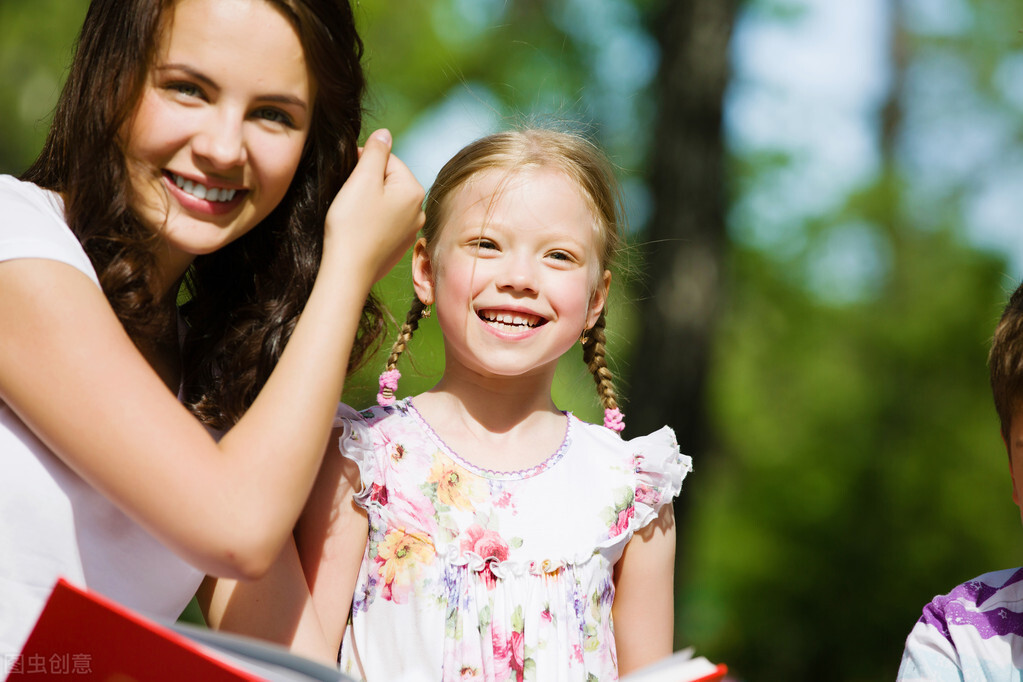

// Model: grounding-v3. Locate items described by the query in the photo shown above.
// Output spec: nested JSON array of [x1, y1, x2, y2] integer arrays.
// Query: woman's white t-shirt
[[0, 175, 203, 670]]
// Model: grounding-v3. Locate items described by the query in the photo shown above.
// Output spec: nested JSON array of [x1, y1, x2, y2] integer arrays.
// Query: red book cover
[[7, 578, 262, 681], [690, 663, 728, 682]]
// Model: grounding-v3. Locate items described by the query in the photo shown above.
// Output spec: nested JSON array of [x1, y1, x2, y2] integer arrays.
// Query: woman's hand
[[324, 129, 425, 285]]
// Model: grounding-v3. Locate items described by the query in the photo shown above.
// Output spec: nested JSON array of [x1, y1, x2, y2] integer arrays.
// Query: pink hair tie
[[377, 369, 401, 407], [604, 407, 625, 433]]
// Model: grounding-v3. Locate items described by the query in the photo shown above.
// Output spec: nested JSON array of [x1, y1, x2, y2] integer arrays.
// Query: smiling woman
[[125, 0, 315, 281], [0, 0, 424, 669]]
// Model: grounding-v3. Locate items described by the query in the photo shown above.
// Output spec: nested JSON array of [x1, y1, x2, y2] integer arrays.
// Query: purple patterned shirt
[[898, 567, 1023, 681]]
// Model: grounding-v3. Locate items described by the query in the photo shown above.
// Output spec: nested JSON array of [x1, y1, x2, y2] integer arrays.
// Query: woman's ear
[[586, 269, 612, 330], [411, 237, 435, 306]]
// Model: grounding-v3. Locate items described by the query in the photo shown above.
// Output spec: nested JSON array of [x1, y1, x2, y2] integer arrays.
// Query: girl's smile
[[414, 167, 610, 383], [477, 307, 546, 335]]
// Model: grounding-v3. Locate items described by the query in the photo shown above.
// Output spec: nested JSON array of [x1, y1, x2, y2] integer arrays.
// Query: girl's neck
[[412, 373, 566, 472]]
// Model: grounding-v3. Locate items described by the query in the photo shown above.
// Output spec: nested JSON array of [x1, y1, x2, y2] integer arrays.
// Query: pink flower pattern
[[609, 504, 636, 538]]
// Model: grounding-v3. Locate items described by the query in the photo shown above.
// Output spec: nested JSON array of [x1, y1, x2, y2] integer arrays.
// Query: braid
[[377, 297, 428, 406], [386, 298, 428, 371], [582, 311, 625, 432], [581, 310, 619, 411]]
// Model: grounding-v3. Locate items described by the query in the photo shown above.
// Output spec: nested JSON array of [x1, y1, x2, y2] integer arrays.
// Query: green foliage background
[[3, 1, 1023, 680]]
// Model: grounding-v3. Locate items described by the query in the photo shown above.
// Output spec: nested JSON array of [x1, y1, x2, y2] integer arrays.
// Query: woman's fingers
[[324, 129, 425, 283]]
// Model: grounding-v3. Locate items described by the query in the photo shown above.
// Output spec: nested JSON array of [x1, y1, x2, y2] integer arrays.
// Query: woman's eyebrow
[[156, 63, 217, 89], [155, 63, 308, 111]]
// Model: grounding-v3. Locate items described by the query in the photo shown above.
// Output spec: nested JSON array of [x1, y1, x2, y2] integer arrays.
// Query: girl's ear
[[412, 237, 436, 306], [586, 269, 612, 330]]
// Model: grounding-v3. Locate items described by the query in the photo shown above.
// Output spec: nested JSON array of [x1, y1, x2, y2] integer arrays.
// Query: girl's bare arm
[[612, 503, 677, 676]]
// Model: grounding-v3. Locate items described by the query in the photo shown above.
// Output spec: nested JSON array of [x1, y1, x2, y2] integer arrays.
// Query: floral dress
[[335, 398, 691, 682]]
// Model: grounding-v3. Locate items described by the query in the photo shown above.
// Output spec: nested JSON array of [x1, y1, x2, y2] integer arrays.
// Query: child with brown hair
[[897, 282, 1023, 679]]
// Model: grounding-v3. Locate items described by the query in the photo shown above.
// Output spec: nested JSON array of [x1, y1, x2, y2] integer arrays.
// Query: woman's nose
[[192, 108, 247, 170]]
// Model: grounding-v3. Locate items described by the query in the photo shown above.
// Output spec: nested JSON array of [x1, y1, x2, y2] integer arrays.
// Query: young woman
[[0, 0, 424, 666]]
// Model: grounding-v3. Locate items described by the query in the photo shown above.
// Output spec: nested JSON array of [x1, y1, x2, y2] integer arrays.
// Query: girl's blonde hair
[[379, 128, 627, 428]]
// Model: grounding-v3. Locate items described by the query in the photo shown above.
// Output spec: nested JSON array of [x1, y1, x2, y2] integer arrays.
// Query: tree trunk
[[628, 0, 735, 474]]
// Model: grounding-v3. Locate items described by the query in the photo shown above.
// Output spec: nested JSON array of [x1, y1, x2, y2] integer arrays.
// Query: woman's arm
[[0, 131, 422, 580], [612, 503, 677, 677]]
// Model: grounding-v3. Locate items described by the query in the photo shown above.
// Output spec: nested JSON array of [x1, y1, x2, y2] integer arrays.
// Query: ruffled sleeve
[[629, 426, 692, 531], [333, 402, 379, 505]]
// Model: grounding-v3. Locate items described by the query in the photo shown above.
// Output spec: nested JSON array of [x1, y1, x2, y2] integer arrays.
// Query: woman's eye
[[471, 239, 498, 251], [168, 82, 203, 99], [548, 250, 573, 262], [256, 108, 295, 128]]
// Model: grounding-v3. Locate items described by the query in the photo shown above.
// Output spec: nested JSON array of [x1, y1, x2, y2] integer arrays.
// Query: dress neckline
[[401, 398, 573, 481]]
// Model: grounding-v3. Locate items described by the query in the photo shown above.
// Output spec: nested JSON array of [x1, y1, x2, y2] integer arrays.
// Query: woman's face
[[124, 0, 315, 286]]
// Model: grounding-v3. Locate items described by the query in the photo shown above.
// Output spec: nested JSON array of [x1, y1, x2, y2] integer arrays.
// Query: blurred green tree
[[674, 0, 1023, 679], [0, 1, 87, 173]]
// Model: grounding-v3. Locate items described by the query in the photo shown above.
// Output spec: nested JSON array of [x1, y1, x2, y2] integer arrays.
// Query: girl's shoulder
[[568, 415, 692, 499], [340, 398, 418, 430], [334, 398, 427, 457], [568, 416, 688, 468]]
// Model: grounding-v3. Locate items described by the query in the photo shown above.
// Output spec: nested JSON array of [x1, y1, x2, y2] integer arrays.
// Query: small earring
[[421, 304, 432, 319]]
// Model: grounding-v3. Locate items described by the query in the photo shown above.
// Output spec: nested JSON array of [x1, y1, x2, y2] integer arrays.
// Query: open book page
[[168, 622, 354, 682], [622, 647, 728, 682]]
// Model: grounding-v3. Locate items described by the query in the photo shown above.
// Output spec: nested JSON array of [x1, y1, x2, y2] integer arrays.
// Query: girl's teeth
[[171, 173, 237, 202], [482, 311, 539, 328]]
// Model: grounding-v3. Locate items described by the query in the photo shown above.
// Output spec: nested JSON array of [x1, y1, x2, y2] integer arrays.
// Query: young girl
[[0, 0, 423, 667], [296, 129, 691, 680]]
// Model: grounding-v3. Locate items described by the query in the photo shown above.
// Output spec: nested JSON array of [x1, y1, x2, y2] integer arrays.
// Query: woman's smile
[[163, 171, 246, 215]]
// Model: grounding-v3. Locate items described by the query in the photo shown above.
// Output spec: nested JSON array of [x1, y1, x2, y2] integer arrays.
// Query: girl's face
[[413, 167, 611, 383], [124, 0, 314, 286]]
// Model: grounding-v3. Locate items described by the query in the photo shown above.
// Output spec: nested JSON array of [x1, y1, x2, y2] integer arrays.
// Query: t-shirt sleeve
[[630, 426, 692, 531], [0, 176, 99, 287], [896, 617, 965, 682]]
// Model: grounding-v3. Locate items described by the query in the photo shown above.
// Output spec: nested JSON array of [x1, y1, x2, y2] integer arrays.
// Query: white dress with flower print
[[335, 398, 691, 682]]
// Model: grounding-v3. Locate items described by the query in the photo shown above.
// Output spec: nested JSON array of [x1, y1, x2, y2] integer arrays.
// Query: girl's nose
[[192, 109, 247, 170], [497, 253, 539, 294]]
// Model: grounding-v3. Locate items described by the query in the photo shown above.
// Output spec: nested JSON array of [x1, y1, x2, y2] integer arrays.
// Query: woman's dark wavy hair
[[22, 0, 383, 429]]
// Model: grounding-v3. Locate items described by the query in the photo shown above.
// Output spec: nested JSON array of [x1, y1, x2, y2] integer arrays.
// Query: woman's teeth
[[480, 311, 542, 329], [170, 173, 237, 202]]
